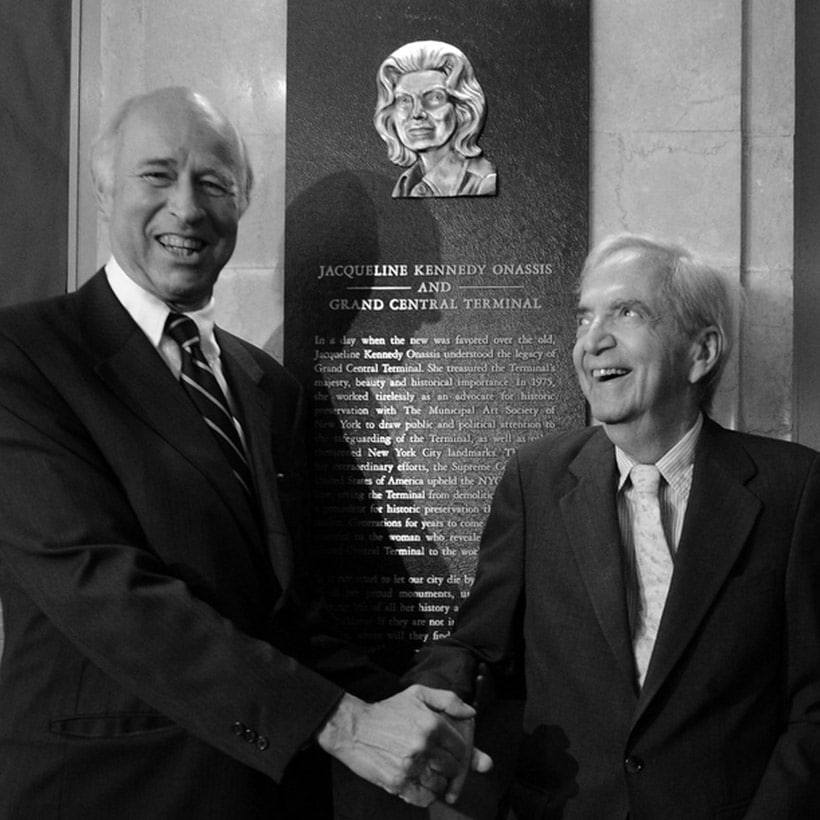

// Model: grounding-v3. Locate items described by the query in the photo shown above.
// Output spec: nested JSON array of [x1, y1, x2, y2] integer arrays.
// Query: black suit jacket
[[0, 271, 386, 819], [411, 420, 820, 819]]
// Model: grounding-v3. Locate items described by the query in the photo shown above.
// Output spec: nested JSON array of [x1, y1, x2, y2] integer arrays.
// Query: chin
[[587, 403, 630, 425], [164, 280, 214, 309]]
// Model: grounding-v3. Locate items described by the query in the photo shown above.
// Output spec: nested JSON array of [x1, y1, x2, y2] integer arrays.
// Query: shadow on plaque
[[283, 170, 466, 673]]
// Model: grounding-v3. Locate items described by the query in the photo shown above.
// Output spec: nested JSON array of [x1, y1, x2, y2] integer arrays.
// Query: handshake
[[317, 684, 493, 807]]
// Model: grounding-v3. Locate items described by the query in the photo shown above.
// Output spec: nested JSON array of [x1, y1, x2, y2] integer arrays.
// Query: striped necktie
[[164, 312, 254, 497], [630, 464, 674, 686]]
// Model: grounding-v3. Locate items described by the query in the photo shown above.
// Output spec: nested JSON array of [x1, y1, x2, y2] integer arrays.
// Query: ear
[[90, 161, 117, 220], [94, 181, 113, 220], [687, 326, 721, 385]]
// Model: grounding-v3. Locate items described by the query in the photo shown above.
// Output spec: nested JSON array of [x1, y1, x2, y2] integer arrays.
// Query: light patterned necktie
[[630, 463, 674, 686], [165, 312, 254, 497]]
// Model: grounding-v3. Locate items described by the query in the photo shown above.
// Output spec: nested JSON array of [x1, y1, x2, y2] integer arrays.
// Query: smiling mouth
[[592, 367, 630, 382], [157, 234, 207, 257]]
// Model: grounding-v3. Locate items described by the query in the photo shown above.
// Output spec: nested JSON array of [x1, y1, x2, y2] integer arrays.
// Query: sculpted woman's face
[[392, 70, 457, 153]]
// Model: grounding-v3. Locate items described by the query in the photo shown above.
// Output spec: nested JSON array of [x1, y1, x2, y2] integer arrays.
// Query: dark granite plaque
[[285, 0, 589, 672]]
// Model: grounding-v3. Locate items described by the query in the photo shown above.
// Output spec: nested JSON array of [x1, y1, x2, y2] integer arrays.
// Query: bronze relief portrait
[[374, 40, 497, 198]]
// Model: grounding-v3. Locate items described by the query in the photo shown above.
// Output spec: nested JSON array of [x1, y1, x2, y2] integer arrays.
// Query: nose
[[411, 97, 427, 119], [577, 315, 615, 355], [167, 176, 204, 223]]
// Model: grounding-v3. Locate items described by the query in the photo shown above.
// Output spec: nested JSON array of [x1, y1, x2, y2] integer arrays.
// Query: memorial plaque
[[286, 0, 590, 671]]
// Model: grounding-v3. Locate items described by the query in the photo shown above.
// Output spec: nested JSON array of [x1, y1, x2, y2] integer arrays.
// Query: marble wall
[[79, 0, 797, 438], [741, 0, 795, 440]]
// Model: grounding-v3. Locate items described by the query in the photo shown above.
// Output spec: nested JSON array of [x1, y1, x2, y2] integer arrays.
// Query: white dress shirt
[[615, 414, 703, 635]]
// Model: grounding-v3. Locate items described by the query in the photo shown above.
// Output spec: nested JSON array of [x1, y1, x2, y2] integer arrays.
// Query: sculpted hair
[[580, 233, 737, 411], [374, 40, 487, 167], [90, 87, 254, 215]]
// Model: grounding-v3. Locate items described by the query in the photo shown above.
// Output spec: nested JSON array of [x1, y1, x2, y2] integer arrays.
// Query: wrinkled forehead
[[578, 248, 668, 306], [118, 96, 243, 175]]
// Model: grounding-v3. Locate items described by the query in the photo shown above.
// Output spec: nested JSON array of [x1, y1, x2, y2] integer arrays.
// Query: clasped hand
[[317, 684, 493, 807]]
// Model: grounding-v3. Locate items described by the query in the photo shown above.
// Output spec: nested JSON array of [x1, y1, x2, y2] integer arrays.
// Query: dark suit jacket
[[411, 421, 820, 819], [0, 271, 386, 819]]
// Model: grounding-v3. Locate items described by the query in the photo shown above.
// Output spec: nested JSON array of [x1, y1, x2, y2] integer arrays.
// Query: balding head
[[91, 87, 253, 215]]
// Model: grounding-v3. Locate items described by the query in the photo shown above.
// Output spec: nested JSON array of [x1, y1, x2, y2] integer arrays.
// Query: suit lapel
[[635, 419, 761, 715], [217, 331, 293, 590], [561, 429, 637, 688], [77, 272, 261, 550]]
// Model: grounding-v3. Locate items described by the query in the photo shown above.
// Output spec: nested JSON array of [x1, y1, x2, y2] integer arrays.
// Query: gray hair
[[90, 87, 253, 214], [374, 40, 487, 167], [580, 233, 737, 411]]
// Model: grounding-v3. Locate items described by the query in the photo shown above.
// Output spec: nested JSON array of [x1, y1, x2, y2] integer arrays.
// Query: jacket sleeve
[[745, 453, 820, 817], [406, 450, 528, 703], [0, 327, 346, 783]]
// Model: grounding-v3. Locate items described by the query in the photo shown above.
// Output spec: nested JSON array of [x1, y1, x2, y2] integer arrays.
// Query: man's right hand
[[316, 684, 493, 807]]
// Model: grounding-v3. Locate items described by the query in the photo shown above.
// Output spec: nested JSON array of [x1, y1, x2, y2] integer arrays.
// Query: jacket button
[[231, 722, 245, 737], [243, 728, 258, 744], [624, 756, 644, 774], [256, 735, 270, 751]]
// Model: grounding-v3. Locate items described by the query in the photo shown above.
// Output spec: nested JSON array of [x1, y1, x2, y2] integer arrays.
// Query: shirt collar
[[615, 413, 703, 493], [104, 256, 220, 356]]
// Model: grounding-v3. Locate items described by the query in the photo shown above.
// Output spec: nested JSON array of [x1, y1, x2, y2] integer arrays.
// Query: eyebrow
[[575, 298, 655, 315], [134, 157, 236, 181], [614, 297, 652, 312], [134, 157, 176, 169], [395, 83, 448, 94]]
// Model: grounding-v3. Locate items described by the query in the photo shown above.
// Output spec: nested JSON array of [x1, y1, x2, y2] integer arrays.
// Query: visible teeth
[[158, 235, 205, 253], [593, 368, 629, 379]]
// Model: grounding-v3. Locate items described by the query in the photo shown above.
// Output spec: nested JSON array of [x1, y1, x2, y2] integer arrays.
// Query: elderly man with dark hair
[[374, 40, 497, 198], [0, 86, 489, 820], [409, 233, 820, 819]]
